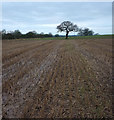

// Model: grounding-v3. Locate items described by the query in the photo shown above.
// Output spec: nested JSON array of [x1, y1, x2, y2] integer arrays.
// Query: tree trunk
[[66, 31, 69, 39]]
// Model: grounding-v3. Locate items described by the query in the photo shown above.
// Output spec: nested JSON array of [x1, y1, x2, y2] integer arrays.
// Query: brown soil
[[2, 38, 112, 118]]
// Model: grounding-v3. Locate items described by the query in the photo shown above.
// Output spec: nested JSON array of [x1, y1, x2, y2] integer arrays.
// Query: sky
[[2, 2, 112, 35]]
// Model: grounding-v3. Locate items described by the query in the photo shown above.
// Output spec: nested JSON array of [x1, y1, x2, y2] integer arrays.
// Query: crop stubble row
[[2, 38, 112, 118]]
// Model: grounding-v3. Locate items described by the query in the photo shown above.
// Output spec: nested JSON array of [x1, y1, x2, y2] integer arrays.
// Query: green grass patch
[[4, 34, 113, 41]]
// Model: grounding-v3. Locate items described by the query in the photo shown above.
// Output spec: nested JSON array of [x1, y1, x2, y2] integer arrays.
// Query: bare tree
[[77, 28, 94, 36], [57, 21, 78, 39]]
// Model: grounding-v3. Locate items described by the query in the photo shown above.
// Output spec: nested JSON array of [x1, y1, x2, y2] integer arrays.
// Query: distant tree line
[[1, 29, 60, 40], [1, 27, 99, 40]]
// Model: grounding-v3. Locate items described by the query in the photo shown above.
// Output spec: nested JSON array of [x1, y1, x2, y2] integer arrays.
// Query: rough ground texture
[[2, 38, 112, 118]]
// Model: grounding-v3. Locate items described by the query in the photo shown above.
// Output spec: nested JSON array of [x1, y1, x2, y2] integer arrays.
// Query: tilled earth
[[2, 38, 112, 118]]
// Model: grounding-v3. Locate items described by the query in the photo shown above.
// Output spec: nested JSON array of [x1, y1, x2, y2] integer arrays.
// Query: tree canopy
[[57, 21, 78, 39], [77, 28, 94, 36]]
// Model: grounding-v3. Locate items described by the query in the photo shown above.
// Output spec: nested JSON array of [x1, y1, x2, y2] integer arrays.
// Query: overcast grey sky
[[2, 2, 112, 35]]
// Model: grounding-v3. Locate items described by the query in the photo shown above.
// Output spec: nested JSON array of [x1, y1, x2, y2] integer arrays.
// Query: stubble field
[[2, 37, 112, 118]]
